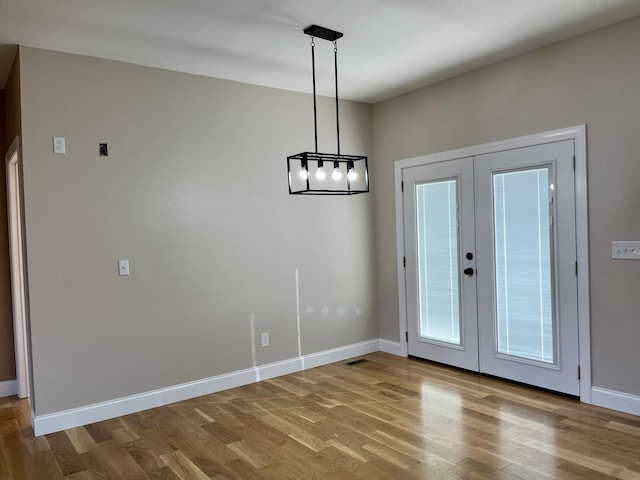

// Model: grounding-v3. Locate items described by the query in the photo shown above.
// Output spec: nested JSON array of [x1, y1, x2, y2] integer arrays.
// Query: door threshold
[[408, 355, 579, 400]]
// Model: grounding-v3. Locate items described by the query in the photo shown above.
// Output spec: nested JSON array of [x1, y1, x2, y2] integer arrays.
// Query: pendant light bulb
[[347, 161, 357, 181], [299, 160, 309, 180], [316, 160, 326, 180], [332, 161, 342, 180]]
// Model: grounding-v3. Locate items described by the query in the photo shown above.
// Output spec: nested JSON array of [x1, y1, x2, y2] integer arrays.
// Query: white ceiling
[[1, 0, 640, 103]]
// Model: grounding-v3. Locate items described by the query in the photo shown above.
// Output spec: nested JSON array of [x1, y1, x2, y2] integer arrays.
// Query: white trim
[[34, 368, 258, 436], [33, 339, 379, 436], [591, 387, 640, 417], [6, 135, 31, 400], [0, 379, 17, 397], [573, 128, 592, 403], [395, 160, 409, 357], [258, 357, 304, 381], [28, 337, 640, 437], [378, 339, 403, 356], [303, 339, 379, 369], [395, 126, 585, 169], [394, 126, 591, 401]]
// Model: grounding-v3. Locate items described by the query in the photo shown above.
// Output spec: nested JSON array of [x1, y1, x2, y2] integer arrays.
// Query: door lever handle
[[463, 267, 474, 276]]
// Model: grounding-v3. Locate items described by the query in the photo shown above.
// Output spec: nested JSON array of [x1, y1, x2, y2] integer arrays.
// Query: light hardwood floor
[[1, 352, 640, 479]]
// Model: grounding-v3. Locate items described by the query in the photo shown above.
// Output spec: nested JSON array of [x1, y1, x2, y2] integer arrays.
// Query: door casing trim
[[394, 125, 591, 403], [5, 135, 33, 402]]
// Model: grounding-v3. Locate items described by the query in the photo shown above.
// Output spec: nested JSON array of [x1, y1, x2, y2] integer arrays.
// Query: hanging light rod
[[287, 24, 369, 195]]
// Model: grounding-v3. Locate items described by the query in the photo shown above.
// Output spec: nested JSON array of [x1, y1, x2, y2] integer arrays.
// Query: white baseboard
[[591, 387, 640, 417], [378, 339, 403, 356], [303, 339, 379, 369], [0, 379, 17, 397], [34, 367, 258, 436], [258, 357, 304, 382], [33, 339, 380, 436], [39, 341, 640, 437]]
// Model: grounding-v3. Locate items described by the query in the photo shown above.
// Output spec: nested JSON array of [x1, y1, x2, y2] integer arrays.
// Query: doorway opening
[[6, 136, 31, 402], [395, 126, 591, 402]]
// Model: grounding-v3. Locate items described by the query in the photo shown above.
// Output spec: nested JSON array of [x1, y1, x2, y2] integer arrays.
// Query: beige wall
[[373, 16, 640, 396], [0, 54, 20, 383], [18, 47, 376, 415]]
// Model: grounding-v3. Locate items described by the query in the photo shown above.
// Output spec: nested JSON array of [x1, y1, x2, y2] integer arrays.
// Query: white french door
[[404, 158, 479, 371], [403, 140, 579, 395]]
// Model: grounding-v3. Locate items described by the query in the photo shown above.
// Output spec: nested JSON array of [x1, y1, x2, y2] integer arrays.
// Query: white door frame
[[5, 136, 31, 399], [394, 125, 591, 403]]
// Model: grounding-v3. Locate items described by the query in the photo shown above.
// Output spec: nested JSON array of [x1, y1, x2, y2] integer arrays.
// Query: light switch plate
[[53, 137, 66, 154], [260, 333, 269, 347], [612, 241, 640, 260], [118, 259, 130, 275]]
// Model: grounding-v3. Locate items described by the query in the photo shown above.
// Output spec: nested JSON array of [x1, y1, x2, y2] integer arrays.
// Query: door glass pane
[[416, 180, 460, 345], [493, 168, 555, 363]]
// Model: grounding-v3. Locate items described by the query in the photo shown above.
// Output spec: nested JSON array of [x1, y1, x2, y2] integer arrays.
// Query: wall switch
[[53, 137, 66, 154], [612, 241, 640, 260], [118, 259, 130, 276], [260, 333, 269, 348]]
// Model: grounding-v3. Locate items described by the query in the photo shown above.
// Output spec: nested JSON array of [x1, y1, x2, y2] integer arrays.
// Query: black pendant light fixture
[[287, 25, 369, 195]]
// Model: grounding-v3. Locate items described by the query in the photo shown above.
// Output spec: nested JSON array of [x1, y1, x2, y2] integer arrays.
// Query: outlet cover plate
[[53, 137, 66, 154]]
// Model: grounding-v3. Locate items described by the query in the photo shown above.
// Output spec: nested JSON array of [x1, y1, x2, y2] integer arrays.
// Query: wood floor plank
[[350, 456, 421, 480], [65, 427, 97, 455], [83, 422, 113, 444], [160, 450, 210, 480], [2, 352, 640, 479], [145, 466, 183, 480], [109, 454, 151, 480], [64, 470, 100, 480], [122, 439, 165, 474]]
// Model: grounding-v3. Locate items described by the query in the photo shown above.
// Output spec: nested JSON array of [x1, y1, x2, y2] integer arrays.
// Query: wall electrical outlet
[[612, 241, 640, 260], [260, 332, 270, 348]]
